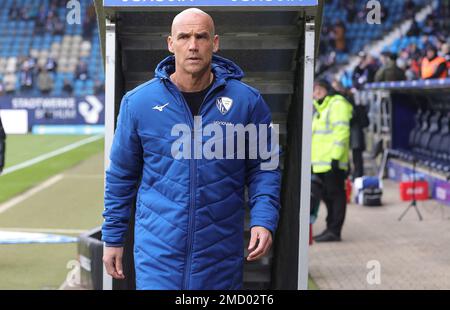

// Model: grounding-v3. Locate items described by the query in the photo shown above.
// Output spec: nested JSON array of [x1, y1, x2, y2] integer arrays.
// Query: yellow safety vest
[[311, 94, 353, 173]]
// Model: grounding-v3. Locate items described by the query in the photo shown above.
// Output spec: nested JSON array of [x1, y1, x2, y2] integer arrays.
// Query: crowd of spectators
[[333, 6, 450, 92], [2, 55, 58, 95], [353, 14, 449, 87], [317, 0, 424, 76], [0, 1, 103, 96], [9, 0, 67, 35]]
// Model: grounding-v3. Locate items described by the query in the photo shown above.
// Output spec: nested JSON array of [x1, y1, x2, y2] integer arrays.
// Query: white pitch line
[[1, 134, 103, 176], [0, 227, 87, 234], [0, 174, 64, 214]]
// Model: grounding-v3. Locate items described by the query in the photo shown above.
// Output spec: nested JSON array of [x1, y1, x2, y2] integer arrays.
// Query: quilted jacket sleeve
[[245, 94, 281, 234], [102, 95, 143, 246]]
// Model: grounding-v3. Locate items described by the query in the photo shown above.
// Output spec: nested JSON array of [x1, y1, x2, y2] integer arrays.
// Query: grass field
[[4, 135, 94, 168], [0, 135, 104, 204], [0, 134, 105, 289]]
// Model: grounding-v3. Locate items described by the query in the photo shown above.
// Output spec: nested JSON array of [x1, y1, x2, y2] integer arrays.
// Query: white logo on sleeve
[[153, 103, 169, 112], [216, 97, 233, 115]]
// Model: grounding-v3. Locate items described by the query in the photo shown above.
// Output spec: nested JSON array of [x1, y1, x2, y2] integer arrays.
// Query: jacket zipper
[[165, 78, 223, 290], [186, 133, 196, 290]]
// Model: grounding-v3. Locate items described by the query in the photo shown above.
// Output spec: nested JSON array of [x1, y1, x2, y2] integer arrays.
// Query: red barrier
[[399, 181, 429, 201]]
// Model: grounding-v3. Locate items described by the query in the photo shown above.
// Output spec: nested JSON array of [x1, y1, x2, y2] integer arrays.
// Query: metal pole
[[376, 90, 382, 142], [102, 18, 116, 291], [298, 20, 315, 290]]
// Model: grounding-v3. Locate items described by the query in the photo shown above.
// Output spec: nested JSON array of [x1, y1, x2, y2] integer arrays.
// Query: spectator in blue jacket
[[102, 8, 281, 290]]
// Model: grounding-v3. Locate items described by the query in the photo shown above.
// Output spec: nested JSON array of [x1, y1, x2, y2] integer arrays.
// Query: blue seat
[[402, 109, 420, 157], [418, 111, 441, 154], [438, 115, 450, 161], [413, 110, 431, 149], [429, 113, 450, 159]]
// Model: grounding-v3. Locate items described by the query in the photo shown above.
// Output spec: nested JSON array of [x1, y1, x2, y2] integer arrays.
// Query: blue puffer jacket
[[102, 55, 281, 290]]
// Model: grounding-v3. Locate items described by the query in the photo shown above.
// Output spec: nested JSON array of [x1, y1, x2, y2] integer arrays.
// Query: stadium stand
[[354, 2, 448, 86], [317, 0, 427, 75], [0, 0, 104, 97], [316, 0, 450, 203]]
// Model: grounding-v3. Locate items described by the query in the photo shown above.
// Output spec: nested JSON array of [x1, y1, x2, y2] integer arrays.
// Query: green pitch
[[4, 135, 93, 168], [0, 135, 104, 204], [0, 135, 105, 289]]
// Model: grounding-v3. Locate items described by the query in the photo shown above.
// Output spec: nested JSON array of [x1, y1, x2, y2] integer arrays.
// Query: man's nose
[[188, 37, 199, 51]]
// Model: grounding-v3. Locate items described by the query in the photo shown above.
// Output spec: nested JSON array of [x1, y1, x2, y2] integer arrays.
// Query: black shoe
[[313, 229, 329, 240], [314, 231, 341, 242]]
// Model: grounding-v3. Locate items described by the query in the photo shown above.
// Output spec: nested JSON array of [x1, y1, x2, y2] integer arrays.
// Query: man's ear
[[213, 35, 219, 53], [167, 36, 174, 54]]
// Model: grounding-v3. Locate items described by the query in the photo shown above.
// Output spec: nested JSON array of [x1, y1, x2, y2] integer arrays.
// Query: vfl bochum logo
[[216, 97, 233, 115]]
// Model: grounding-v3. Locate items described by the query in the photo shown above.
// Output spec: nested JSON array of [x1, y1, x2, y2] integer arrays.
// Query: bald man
[[102, 8, 281, 290]]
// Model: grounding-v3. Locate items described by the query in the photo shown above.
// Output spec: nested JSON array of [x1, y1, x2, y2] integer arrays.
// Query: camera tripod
[[398, 157, 423, 221]]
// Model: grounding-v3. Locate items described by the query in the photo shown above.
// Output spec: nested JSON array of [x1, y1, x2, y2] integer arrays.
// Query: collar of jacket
[[313, 94, 347, 114], [155, 54, 244, 80], [154, 55, 245, 106], [313, 95, 332, 113]]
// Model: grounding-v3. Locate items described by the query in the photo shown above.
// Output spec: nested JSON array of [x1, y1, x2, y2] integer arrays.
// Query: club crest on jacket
[[216, 97, 233, 115]]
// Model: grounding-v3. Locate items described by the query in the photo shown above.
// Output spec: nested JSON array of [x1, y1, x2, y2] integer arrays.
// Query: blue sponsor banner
[[103, 0, 318, 7], [0, 95, 105, 128], [365, 78, 450, 90]]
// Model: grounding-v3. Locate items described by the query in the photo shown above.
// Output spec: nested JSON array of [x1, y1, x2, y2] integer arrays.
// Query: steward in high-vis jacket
[[421, 45, 448, 79], [101, 9, 280, 290], [311, 79, 352, 242]]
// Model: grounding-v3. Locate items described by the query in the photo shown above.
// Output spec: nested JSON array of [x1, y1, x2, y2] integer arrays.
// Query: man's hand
[[247, 226, 272, 261], [103, 246, 125, 280]]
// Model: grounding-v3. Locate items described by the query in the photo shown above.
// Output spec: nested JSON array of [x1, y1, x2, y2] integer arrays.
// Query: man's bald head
[[171, 8, 215, 36], [168, 8, 219, 78]]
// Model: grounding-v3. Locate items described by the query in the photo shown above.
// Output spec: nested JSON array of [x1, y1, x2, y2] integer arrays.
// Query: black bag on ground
[[362, 188, 383, 207]]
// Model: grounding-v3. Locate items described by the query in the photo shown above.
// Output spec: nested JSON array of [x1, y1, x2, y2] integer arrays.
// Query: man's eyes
[[178, 34, 208, 40]]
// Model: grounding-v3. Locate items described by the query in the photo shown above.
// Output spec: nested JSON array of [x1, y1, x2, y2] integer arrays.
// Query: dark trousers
[[352, 148, 364, 179], [316, 170, 347, 237], [0, 139, 4, 172]]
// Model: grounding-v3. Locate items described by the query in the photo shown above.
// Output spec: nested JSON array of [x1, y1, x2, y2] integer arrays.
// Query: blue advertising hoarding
[[0, 95, 105, 127], [365, 78, 450, 90], [103, 0, 318, 7]]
